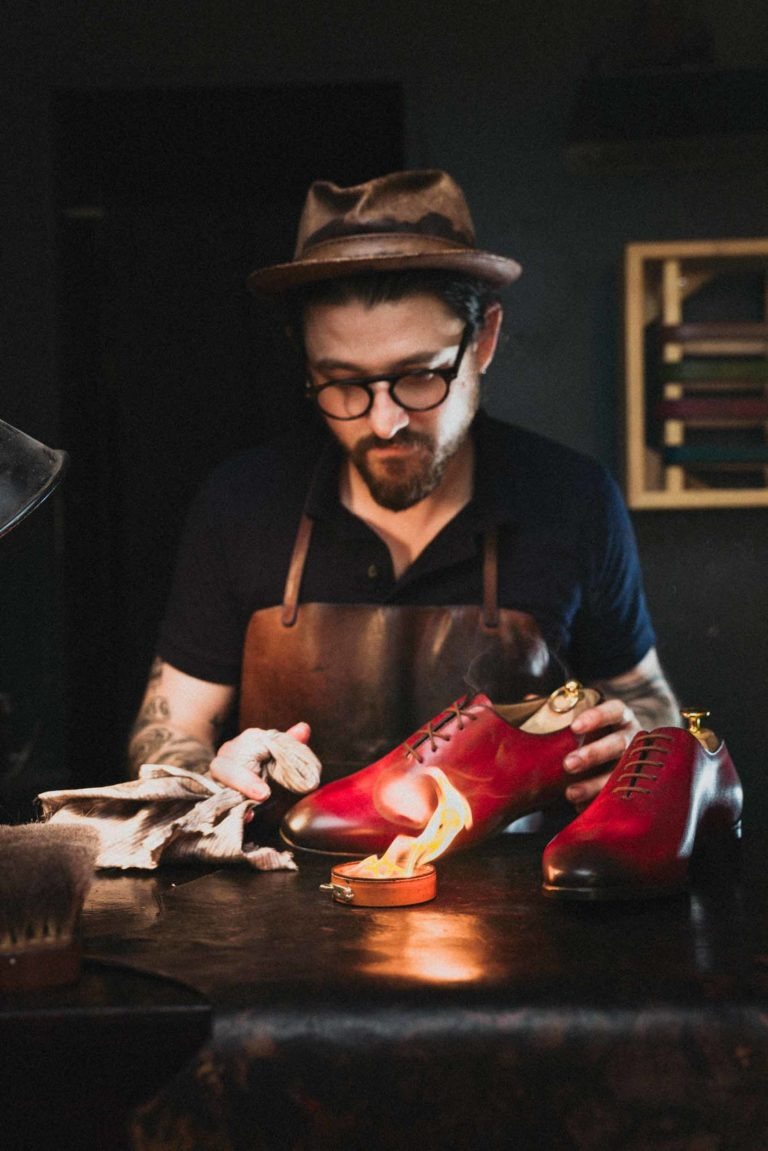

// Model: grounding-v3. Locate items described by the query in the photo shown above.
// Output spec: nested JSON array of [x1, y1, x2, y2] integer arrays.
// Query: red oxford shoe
[[281, 681, 603, 857], [541, 710, 743, 901]]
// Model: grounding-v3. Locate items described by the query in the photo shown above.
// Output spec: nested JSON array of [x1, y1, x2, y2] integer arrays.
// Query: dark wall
[[53, 85, 404, 788], [2, 1, 768, 821]]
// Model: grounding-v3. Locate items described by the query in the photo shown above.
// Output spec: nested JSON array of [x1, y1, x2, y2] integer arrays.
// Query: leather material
[[280, 690, 599, 857], [240, 514, 565, 783], [241, 604, 557, 782], [542, 727, 743, 901]]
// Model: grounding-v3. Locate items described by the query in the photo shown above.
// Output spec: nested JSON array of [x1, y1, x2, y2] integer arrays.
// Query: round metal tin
[[321, 861, 437, 907]]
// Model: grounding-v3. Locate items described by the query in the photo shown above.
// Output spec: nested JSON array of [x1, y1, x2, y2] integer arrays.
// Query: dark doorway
[[54, 85, 404, 786]]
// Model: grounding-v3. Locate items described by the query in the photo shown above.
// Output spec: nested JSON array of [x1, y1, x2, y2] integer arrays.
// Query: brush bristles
[[0, 823, 99, 952]]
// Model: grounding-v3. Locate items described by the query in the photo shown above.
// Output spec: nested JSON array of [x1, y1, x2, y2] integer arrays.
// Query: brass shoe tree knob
[[681, 709, 710, 736], [549, 680, 584, 713]]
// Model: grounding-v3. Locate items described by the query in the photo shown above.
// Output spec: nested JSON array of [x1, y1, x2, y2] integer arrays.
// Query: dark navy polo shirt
[[158, 411, 655, 686]]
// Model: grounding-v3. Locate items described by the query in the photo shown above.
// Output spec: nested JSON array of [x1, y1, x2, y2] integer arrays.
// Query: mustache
[[354, 429, 434, 452]]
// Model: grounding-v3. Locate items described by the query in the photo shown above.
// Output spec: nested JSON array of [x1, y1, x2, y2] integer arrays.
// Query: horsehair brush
[[0, 822, 99, 992]]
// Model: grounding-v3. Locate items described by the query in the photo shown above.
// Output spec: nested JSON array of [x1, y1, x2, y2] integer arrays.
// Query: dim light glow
[[354, 910, 496, 983]]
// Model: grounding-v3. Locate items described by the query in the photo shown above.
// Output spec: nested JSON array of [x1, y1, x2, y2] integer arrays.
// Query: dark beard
[[348, 429, 457, 511]]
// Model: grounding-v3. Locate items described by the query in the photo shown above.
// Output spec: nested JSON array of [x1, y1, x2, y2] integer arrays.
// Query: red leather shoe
[[281, 681, 602, 857], [541, 711, 743, 901]]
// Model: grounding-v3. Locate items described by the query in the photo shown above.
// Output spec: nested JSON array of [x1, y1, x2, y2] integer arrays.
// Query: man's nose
[[366, 383, 410, 439]]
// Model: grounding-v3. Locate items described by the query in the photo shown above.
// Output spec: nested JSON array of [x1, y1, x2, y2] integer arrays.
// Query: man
[[128, 169, 678, 829]]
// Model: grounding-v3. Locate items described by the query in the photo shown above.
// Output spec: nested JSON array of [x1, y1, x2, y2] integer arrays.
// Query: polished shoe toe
[[542, 721, 743, 901]]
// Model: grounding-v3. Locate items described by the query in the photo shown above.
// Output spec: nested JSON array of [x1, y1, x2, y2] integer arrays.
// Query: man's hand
[[561, 647, 680, 810], [209, 721, 312, 801], [562, 698, 642, 809]]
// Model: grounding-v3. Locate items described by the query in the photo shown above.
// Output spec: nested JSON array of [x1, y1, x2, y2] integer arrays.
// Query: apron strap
[[482, 528, 500, 630], [281, 513, 500, 630], [281, 512, 313, 627]]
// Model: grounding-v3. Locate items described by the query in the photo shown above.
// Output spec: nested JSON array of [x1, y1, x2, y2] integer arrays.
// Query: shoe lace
[[611, 732, 674, 799], [403, 697, 479, 765]]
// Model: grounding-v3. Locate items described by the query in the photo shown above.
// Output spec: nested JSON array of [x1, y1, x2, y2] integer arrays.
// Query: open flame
[[349, 767, 472, 879]]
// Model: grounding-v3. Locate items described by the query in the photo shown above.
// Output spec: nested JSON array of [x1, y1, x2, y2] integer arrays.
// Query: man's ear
[[474, 303, 503, 373]]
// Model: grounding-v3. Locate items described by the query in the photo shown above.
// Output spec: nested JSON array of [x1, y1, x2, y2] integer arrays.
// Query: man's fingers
[[209, 757, 272, 801], [286, 721, 312, 745], [209, 730, 271, 799], [560, 698, 644, 810], [570, 699, 633, 734], [209, 721, 313, 799], [565, 771, 611, 808], [563, 729, 633, 774]]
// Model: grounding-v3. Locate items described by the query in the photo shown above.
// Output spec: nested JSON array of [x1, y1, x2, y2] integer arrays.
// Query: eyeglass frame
[[304, 323, 473, 421]]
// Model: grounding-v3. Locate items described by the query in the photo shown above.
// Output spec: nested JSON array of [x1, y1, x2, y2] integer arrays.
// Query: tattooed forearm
[[594, 669, 680, 730], [130, 695, 171, 737], [128, 724, 214, 777], [128, 656, 234, 778]]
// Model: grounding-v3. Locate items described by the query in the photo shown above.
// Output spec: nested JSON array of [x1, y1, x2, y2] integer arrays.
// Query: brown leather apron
[[239, 512, 555, 781]]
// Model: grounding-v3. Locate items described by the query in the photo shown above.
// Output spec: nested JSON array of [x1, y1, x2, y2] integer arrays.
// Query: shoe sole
[[280, 828, 369, 858], [542, 819, 743, 901], [541, 881, 689, 901]]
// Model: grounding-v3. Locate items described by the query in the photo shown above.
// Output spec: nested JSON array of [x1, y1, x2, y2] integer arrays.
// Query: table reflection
[[349, 907, 502, 983]]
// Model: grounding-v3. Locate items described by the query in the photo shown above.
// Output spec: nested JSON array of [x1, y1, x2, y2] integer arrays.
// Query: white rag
[[37, 730, 322, 873]]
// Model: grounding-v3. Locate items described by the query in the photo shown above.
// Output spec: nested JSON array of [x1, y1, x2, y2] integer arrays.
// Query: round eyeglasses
[[305, 324, 472, 421]]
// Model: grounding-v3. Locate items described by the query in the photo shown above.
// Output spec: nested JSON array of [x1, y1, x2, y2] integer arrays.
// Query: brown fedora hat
[[247, 169, 522, 294]]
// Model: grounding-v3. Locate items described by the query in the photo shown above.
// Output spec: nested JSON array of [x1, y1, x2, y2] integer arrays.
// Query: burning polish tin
[[320, 861, 437, 907]]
